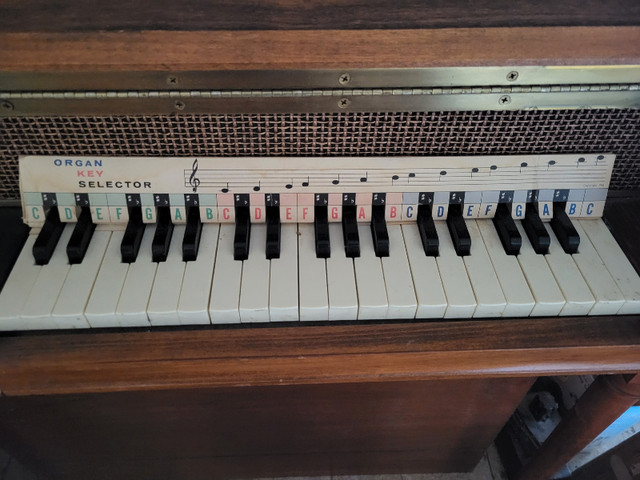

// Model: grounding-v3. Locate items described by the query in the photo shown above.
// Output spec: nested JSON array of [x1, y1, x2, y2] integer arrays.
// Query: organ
[[1, 3, 640, 479]]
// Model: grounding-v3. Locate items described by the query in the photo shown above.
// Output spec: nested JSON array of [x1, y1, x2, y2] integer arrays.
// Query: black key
[[370, 205, 389, 257], [550, 202, 580, 254], [265, 206, 281, 259], [234, 206, 251, 261], [152, 206, 174, 262], [446, 203, 471, 256], [314, 206, 330, 258], [121, 206, 146, 263], [416, 204, 439, 256], [341, 205, 360, 258], [182, 207, 203, 262], [32, 207, 65, 265], [66, 206, 96, 264], [522, 203, 550, 254], [492, 203, 522, 255]]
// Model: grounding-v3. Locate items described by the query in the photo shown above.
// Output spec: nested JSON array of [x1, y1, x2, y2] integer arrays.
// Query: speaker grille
[[1, 109, 639, 200]]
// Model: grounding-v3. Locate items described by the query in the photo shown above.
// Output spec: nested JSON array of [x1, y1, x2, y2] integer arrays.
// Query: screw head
[[506, 71, 519, 81], [339, 73, 351, 85], [498, 95, 511, 105], [1, 100, 14, 111], [174, 100, 186, 111], [167, 75, 178, 85], [338, 98, 351, 109]]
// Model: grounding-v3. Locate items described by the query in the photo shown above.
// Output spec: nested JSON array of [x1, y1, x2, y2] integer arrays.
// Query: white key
[[0, 235, 42, 330], [298, 223, 329, 321], [178, 224, 219, 324], [209, 224, 242, 323], [354, 224, 388, 320], [401, 225, 447, 318], [464, 221, 507, 318], [571, 221, 625, 315], [115, 226, 157, 327], [85, 230, 130, 328], [579, 219, 640, 314], [53, 230, 111, 329], [326, 223, 358, 320], [21, 224, 75, 329], [239, 224, 271, 322], [147, 225, 187, 326], [477, 221, 534, 317], [514, 222, 565, 316], [381, 225, 417, 319], [544, 226, 595, 316], [269, 224, 299, 322], [434, 221, 476, 318]]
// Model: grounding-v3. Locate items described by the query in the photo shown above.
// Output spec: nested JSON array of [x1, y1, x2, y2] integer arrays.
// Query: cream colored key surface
[[0, 235, 42, 330], [571, 221, 625, 315], [401, 225, 447, 318], [464, 221, 506, 318], [326, 223, 358, 321], [115, 226, 157, 327], [53, 230, 111, 329], [178, 224, 219, 325], [298, 223, 329, 321], [85, 230, 130, 328], [515, 222, 565, 316], [209, 224, 242, 324], [269, 224, 300, 322], [147, 225, 187, 326], [381, 225, 417, 319], [354, 224, 389, 320], [544, 226, 595, 316], [239, 224, 271, 322], [434, 221, 476, 318], [477, 221, 534, 317], [21, 224, 75, 329], [579, 219, 640, 314]]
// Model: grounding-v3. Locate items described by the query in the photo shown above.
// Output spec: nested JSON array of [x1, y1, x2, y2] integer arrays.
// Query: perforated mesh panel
[[1, 109, 639, 200]]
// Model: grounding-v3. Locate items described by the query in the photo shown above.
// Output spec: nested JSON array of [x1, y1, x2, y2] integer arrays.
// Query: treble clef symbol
[[189, 159, 200, 193]]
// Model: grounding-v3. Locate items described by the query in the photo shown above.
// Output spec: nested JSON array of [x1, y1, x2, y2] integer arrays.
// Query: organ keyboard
[[1, 153, 639, 330]]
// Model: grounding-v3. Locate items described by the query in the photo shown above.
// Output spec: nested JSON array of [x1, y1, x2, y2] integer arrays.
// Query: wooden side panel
[[0, 377, 534, 479]]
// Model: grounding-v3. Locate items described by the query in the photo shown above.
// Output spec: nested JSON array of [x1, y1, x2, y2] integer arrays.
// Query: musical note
[[332, 174, 340, 185], [302, 176, 310, 187], [577, 157, 585, 167], [547, 160, 556, 170], [189, 159, 200, 193], [360, 172, 368, 183], [489, 165, 497, 175], [520, 162, 528, 173], [439, 170, 447, 181], [253, 181, 261, 192], [471, 167, 479, 178]]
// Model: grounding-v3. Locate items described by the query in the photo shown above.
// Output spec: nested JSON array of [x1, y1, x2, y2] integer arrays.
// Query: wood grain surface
[[1, 0, 639, 32], [0, 316, 638, 396], [1, 27, 638, 72], [0, 377, 534, 479]]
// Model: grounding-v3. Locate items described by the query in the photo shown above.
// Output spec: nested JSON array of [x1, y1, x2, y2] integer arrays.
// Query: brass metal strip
[[2, 66, 640, 91], [1, 84, 639, 116]]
